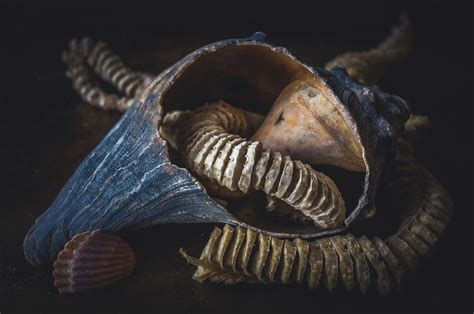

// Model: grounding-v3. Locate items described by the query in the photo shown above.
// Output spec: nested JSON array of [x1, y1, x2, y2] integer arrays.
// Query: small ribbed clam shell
[[53, 230, 135, 294]]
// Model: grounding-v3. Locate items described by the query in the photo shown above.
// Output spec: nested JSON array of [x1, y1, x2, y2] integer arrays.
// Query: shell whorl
[[176, 101, 347, 229], [181, 148, 452, 294]]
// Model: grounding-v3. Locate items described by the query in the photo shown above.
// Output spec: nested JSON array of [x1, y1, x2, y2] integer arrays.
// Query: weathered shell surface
[[53, 230, 135, 294]]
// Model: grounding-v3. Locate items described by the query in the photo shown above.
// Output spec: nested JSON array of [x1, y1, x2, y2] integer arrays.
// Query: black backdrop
[[0, 1, 472, 313]]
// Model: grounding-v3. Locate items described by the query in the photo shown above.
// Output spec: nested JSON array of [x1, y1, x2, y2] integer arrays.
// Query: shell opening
[[160, 44, 364, 234]]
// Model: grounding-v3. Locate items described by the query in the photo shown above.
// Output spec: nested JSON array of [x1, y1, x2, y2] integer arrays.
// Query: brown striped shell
[[53, 230, 135, 294]]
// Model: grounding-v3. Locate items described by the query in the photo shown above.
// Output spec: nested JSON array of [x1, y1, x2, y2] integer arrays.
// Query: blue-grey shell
[[24, 33, 408, 265]]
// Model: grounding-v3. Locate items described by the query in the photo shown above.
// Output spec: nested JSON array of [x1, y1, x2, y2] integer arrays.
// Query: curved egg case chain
[[180, 153, 452, 294], [176, 101, 347, 229], [62, 38, 153, 112]]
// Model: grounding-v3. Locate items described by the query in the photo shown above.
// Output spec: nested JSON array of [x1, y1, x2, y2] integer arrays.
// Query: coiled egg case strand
[[180, 144, 452, 294], [176, 101, 347, 229]]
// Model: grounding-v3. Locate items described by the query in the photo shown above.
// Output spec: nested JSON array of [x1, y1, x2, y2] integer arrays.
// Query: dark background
[[0, 1, 472, 313]]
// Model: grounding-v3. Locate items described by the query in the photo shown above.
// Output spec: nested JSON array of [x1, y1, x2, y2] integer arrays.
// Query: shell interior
[[159, 42, 366, 232]]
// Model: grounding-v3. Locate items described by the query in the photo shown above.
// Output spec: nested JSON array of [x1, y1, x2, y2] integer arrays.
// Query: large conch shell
[[24, 32, 408, 266]]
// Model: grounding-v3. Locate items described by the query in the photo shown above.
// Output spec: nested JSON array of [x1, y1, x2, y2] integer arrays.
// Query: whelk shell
[[25, 24, 411, 265], [22, 16, 454, 296]]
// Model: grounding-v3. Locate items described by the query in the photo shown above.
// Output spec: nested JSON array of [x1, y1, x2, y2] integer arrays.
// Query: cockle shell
[[52, 230, 135, 294], [24, 32, 409, 266]]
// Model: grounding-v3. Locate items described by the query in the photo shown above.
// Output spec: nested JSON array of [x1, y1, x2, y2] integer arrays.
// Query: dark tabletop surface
[[0, 1, 472, 313]]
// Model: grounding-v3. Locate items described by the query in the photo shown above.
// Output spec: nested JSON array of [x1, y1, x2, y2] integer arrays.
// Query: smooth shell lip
[[52, 229, 135, 294]]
